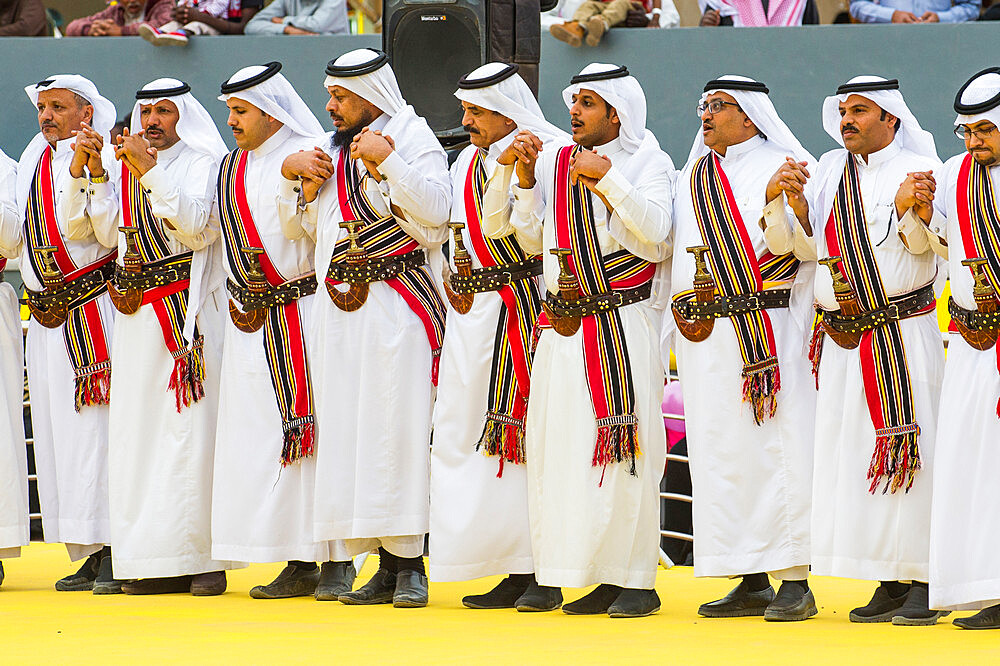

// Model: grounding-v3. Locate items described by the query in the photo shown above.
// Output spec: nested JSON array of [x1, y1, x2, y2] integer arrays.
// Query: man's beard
[[332, 124, 363, 148]]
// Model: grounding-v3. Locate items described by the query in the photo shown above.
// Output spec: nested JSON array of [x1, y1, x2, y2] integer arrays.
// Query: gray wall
[[1, 25, 998, 167]]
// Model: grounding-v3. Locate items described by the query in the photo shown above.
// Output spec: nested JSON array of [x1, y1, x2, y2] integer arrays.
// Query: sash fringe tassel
[[593, 419, 640, 482], [168, 338, 206, 413], [74, 363, 111, 412], [741, 358, 781, 425], [868, 426, 921, 495], [281, 419, 315, 467], [477, 411, 526, 478]]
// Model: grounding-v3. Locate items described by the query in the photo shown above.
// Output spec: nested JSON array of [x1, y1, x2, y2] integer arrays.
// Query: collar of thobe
[[369, 112, 389, 132], [486, 130, 516, 163], [49, 136, 76, 155], [154, 141, 182, 166], [253, 124, 293, 158], [591, 136, 624, 159], [714, 134, 764, 165], [854, 138, 900, 170]]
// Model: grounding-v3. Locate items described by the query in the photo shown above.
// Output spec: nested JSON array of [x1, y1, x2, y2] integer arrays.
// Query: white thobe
[[0, 148, 29, 560], [17, 137, 118, 561], [108, 142, 238, 578], [284, 113, 451, 559], [428, 135, 535, 581], [502, 136, 671, 589], [669, 136, 815, 581], [809, 140, 944, 582], [928, 153, 1000, 611], [210, 126, 339, 564]]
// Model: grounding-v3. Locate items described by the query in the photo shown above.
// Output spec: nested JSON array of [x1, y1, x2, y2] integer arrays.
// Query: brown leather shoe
[[549, 21, 585, 47], [585, 16, 607, 47], [191, 571, 227, 596], [122, 576, 194, 595]]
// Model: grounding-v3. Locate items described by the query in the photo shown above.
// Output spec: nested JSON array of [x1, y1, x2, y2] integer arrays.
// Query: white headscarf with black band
[[18, 74, 118, 217], [454, 62, 570, 146], [954, 67, 1000, 132], [219, 61, 325, 140], [686, 74, 814, 169]]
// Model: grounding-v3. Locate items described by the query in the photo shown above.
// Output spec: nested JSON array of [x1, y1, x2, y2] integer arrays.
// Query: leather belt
[[449, 256, 542, 295], [821, 284, 935, 335], [110, 252, 192, 292], [948, 296, 1000, 332], [671, 288, 790, 321], [226, 274, 317, 311], [327, 248, 426, 284], [545, 283, 651, 318], [24, 260, 115, 312]]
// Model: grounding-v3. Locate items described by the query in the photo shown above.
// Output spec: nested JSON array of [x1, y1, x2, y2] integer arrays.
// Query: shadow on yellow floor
[[1, 543, 996, 663]]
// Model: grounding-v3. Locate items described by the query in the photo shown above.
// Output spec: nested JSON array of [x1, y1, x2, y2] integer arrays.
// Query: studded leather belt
[[545, 283, 652, 318], [226, 273, 318, 311], [671, 288, 790, 321], [449, 256, 542, 295], [822, 284, 935, 335], [327, 248, 426, 284]]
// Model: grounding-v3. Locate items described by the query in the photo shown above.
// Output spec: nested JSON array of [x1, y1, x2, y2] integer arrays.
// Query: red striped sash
[[690, 154, 796, 424], [326, 148, 446, 385], [217, 149, 315, 466], [120, 163, 205, 411], [460, 150, 541, 471], [826, 157, 932, 494], [23, 145, 114, 411], [544, 145, 654, 477], [956, 153, 1000, 414]]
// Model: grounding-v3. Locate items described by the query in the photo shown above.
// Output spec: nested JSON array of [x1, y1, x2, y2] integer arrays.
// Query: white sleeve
[[61, 147, 119, 249], [376, 150, 451, 248], [0, 155, 20, 259], [481, 161, 517, 240], [140, 154, 220, 251], [595, 164, 672, 263]]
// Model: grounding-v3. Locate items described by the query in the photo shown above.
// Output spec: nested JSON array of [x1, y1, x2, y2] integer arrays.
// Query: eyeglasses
[[697, 99, 742, 117], [955, 124, 998, 141]]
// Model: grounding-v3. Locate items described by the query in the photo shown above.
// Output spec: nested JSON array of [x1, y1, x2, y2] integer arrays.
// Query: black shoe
[[393, 570, 428, 608], [92, 553, 125, 595], [0, 561, 4, 587], [249, 563, 319, 599], [338, 568, 396, 605], [514, 581, 562, 612], [953, 604, 1000, 630], [608, 588, 660, 618], [698, 580, 774, 618], [55, 550, 102, 591], [764, 583, 818, 622], [891, 584, 950, 626], [563, 584, 623, 615], [315, 561, 356, 601], [121, 576, 193, 595], [462, 575, 532, 609], [849, 584, 910, 623]]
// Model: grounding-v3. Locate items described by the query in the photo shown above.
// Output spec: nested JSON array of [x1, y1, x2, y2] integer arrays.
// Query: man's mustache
[[841, 124, 859, 134], [463, 124, 479, 134]]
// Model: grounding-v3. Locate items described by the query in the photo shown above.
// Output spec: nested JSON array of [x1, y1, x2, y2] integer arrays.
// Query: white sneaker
[[137, 22, 160, 45], [157, 30, 189, 46]]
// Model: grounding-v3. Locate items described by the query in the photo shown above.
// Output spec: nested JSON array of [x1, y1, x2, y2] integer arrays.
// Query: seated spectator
[[139, 0, 264, 45], [0, 0, 47, 36], [244, 0, 348, 35], [698, 0, 818, 26], [549, 0, 677, 46], [65, 0, 173, 37], [849, 0, 980, 22]]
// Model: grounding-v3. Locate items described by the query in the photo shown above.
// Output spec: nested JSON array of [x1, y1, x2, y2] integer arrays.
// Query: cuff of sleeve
[[139, 164, 170, 200], [897, 207, 922, 236], [512, 183, 537, 212], [376, 151, 408, 184], [594, 166, 630, 208], [761, 196, 789, 228], [70, 175, 90, 196]]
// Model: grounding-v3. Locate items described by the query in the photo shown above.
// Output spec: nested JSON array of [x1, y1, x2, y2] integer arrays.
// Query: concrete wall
[[1, 25, 998, 169]]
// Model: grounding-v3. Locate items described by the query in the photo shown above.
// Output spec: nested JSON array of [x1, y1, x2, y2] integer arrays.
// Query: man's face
[[700, 91, 757, 154], [569, 89, 619, 149], [838, 94, 897, 157], [123, 0, 145, 14], [461, 102, 515, 149], [962, 120, 1000, 167], [226, 98, 279, 151], [325, 85, 380, 147], [37, 88, 93, 144], [139, 99, 181, 150]]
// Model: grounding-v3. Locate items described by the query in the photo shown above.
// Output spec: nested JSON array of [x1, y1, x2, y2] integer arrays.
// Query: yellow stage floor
[[1, 544, 996, 663]]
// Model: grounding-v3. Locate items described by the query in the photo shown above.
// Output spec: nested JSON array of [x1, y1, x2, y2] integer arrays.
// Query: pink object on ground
[[662, 381, 685, 450]]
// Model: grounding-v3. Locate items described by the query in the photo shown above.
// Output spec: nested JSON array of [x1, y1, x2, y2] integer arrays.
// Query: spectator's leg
[[602, 0, 633, 26], [551, 1, 601, 47], [571, 1, 606, 22], [182, 21, 221, 36]]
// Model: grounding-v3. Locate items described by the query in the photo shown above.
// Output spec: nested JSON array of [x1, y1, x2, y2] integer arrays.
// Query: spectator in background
[[550, 0, 676, 46], [139, 0, 264, 45], [66, 0, 173, 37], [698, 0, 818, 25], [850, 0, 980, 22], [0, 0, 47, 36], [244, 0, 348, 35]]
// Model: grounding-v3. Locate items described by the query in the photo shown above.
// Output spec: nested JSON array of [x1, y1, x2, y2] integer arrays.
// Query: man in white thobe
[[280, 47, 450, 608], [210, 62, 343, 599], [669, 75, 817, 621], [427, 62, 569, 608], [928, 67, 1000, 630], [15, 76, 121, 593], [496, 63, 672, 618], [107, 79, 235, 595], [809, 75, 947, 626], [0, 147, 30, 587]]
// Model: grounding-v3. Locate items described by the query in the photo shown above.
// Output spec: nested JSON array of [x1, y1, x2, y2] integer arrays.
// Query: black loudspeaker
[[383, 0, 489, 144]]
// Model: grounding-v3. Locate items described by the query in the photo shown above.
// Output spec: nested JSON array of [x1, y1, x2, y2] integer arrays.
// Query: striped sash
[[23, 145, 114, 411], [326, 148, 446, 385], [690, 154, 797, 424], [460, 150, 541, 471], [956, 153, 1000, 415], [826, 157, 931, 494], [218, 149, 315, 466], [546, 145, 654, 476], [120, 163, 205, 412]]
